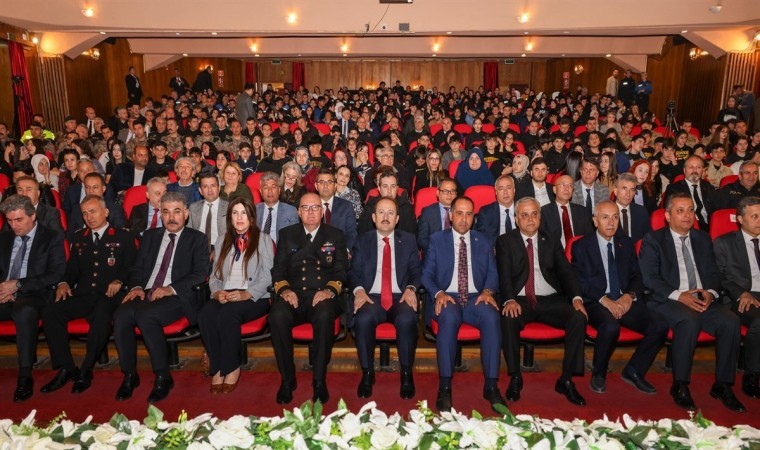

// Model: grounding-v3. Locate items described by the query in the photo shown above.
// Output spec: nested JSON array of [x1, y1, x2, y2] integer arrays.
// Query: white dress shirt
[[263, 202, 279, 243], [146, 228, 183, 289], [303, 225, 320, 241], [445, 230, 478, 295], [200, 198, 221, 245], [133, 168, 145, 187], [499, 203, 515, 236], [742, 230, 760, 293], [616, 202, 631, 238], [533, 182, 551, 206], [667, 228, 718, 300], [597, 231, 614, 299], [581, 182, 595, 208], [91, 223, 110, 243], [361, 232, 402, 295]]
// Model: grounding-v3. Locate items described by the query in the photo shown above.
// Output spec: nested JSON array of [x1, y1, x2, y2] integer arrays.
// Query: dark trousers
[[650, 301, 740, 384], [353, 294, 418, 369], [198, 298, 270, 376], [502, 295, 586, 380], [734, 294, 760, 374], [113, 295, 184, 375], [586, 300, 668, 377], [42, 293, 120, 371], [436, 294, 501, 379], [0, 295, 45, 376], [268, 294, 339, 383]]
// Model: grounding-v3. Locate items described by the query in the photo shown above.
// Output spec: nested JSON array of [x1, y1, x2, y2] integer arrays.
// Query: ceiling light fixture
[[521, 53, 526, 57], [250, 44, 258, 52], [81, 8, 94, 17], [754, 30, 760, 41], [31, 36, 39, 45], [182, 53, 188, 57], [681, 30, 688, 34], [340, 43, 349, 52], [433, 42, 440, 52], [525, 42, 534, 51], [516, 13, 529, 24], [708, 4, 722, 13], [211, 32, 218, 35], [343, 53, 347, 57], [606, 53, 612, 57], [254, 54, 260, 57], [99, 31, 106, 35], [176, 32, 181, 35], [287, 12, 297, 24], [432, 54, 436, 57], [446, 31, 452, 35]]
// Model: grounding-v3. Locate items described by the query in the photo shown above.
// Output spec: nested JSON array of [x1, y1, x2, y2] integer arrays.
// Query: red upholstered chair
[[514, 141, 526, 154], [519, 323, 565, 369], [240, 314, 270, 369], [290, 123, 299, 133], [314, 123, 330, 136], [509, 124, 521, 134], [245, 172, 264, 197], [123, 185, 148, 220], [168, 171, 178, 183], [564, 235, 584, 262], [709, 209, 739, 240], [414, 187, 439, 218], [549, 124, 560, 133], [654, 126, 668, 136], [585, 324, 644, 345], [464, 185, 496, 214], [453, 124, 472, 136], [381, 124, 390, 133], [719, 175, 738, 188], [51, 189, 62, 208], [0, 173, 10, 192], [573, 125, 587, 137], [481, 123, 496, 134], [689, 127, 701, 140], [631, 126, 642, 137], [635, 239, 642, 256], [448, 160, 463, 178], [58, 208, 67, 231], [672, 174, 684, 183], [650, 208, 699, 231], [365, 187, 406, 203], [429, 124, 443, 137], [545, 172, 562, 185], [269, 122, 280, 132], [408, 141, 419, 153]]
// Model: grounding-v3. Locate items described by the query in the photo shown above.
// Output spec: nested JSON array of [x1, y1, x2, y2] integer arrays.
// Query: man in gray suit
[[188, 173, 228, 259], [256, 171, 298, 245], [572, 158, 610, 212]]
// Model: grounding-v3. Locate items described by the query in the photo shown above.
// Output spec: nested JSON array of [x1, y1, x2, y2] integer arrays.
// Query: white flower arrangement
[[0, 400, 757, 449]]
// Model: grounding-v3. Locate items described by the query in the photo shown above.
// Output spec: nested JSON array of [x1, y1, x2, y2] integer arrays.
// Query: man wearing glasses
[[364, 148, 411, 193], [475, 175, 517, 245], [270, 193, 348, 405], [314, 168, 357, 251], [418, 178, 458, 252]]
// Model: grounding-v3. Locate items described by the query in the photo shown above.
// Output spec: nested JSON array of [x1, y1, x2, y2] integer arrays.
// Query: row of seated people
[[0, 167, 759, 415]]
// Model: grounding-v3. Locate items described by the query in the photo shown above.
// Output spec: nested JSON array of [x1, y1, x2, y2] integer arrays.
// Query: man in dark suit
[[497, 197, 588, 406], [315, 167, 357, 251], [256, 172, 299, 245], [125, 66, 142, 105], [270, 192, 348, 405], [109, 146, 157, 196], [62, 159, 96, 221], [614, 173, 652, 242], [358, 170, 417, 236], [66, 173, 124, 239], [540, 174, 594, 249], [113, 191, 209, 403], [10, 176, 63, 234], [639, 192, 744, 412], [663, 156, 716, 231], [572, 158, 611, 211], [168, 69, 189, 96], [421, 197, 505, 412], [350, 197, 421, 399], [571, 201, 667, 394], [40, 195, 137, 394], [417, 178, 457, 251], [475, 175, 517, 244], [714, 196, 760, 399], [713, 161, 760, 210], [0, 195, 66, 402], [126, 178, 166, 236], [192, 66, 213, 93], [338, 108, 356, 137], [514, 157, 555, 207]]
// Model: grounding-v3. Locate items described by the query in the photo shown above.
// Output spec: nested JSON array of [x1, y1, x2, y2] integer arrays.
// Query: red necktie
[[525, 238, 537, 308], [457, 236, 468, 306], [150, 208, 159, 229], [561, 205, 573, 246], [323, 202, 331, 224], [444, 207, 451, 230], [381, 237, 392, 310]]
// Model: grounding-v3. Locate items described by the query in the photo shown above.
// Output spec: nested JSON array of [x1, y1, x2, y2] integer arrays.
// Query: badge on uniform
[[321, 241, 335, 263], [105, 242, 120, 266]]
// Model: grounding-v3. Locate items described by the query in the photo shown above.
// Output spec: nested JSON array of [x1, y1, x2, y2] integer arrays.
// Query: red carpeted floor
[[1, 369, 759, 427]]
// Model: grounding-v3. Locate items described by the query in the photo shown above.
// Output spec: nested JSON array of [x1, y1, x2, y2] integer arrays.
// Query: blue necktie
[[607, 242, 621, 300]]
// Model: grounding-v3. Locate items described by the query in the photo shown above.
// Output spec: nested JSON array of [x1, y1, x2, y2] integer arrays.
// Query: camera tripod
[[662, 107, 679, 139]]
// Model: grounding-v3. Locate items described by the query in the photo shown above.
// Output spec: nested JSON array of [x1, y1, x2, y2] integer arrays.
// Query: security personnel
[[269, 192, 348, 405], [40, 194, 137, 394]]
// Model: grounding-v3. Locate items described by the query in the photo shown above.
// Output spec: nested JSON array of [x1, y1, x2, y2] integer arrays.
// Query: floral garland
[[1, 400, 758, 449]]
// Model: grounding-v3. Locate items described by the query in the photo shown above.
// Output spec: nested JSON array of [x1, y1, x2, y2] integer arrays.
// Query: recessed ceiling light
[[524, 31, 529, 35], [211, 32, 218, 35], [433, 43, 441, 52], [562, 31, 571, 34], [340, 44, 349, 52], [287, 12, 297, 24], [176, 32, 181, 36], [681, 30, 688, 34], [343, 53, 347, 57], [561, 53, 566, 56], [31, 36, 39, 45], [298, 53, 302, 56], [432, 54, 436, 57], [254, 53, 260, 57], [446, 31, 452, 35], [525, 42, 534, 51], [182, 53, 188, 57], [521, 53, 526, 57], [516, 13, 529, 23], [606, 53, 612, 57], [81, 8, 94, 17], [99, 31, 106, 35], [250, 44, 257, 52]]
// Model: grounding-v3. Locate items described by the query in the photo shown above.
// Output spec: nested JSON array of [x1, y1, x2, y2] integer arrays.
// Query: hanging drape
[[9, 41, 34, 135], [483, 61, 499, 92], [245, 62, 256, 85], [292, 62, 305, 92]]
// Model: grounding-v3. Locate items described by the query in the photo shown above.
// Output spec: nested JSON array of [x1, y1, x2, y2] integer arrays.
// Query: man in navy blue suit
[[350, 197, 421, 399], [315, 167, 357, 251], [613, 173, 651, 242], [540, 174, 594, 249], [571, 201, 667, 395], [474, 175, 516, 244], [422, 196, 505, 412], [417, 178, 457, 251], [639, 192, 744, 412]]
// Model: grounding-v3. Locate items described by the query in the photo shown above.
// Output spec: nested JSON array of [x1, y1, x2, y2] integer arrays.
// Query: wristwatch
[[405, 285, 417, 293], [627, 291, 637, 301], [15, 280, 22, 290]]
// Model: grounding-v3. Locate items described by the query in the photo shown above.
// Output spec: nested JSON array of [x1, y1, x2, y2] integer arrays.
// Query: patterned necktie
[[680, 236, 698, 290], [204, 203, 213, 250], [457, 236, 468, 306], [444, 207, 451, 230], [381, 237, 392, 310], [323, 202, 331, 224], [263, 207, 273, 234], [607, 242, 621, 300], [8, 235, 29, 281], [151, 233, 176, 290], [150, 208, 159, 229], [504, 208, 512, 233], [621, 208, 630, 237], [561, 205, 573, 246], [525, 238, 537, 308], [692, 184, 705, 222]]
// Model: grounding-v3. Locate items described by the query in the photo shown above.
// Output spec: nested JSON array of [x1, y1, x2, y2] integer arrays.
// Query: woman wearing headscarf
[[454, 147, 494, 194]]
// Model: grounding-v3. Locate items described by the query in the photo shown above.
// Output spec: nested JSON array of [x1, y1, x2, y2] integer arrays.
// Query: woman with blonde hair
[[220, 162, 254, 202], [279, 161, 304, 206]]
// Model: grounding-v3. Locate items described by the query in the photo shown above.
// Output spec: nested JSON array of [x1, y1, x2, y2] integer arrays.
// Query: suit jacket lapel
[[663, 231, 679, 281], [734, 232, 752, 278], [0, 232, 15, 278], [394, 234, 405, 287]]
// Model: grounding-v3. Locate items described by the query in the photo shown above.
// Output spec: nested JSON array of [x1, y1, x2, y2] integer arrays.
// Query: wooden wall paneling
[[141, 57, 244, 99], [36, 55, 69, 131], [531, 61, 548, 93], [64, 50, 113, 121], [645, 40, 686, 126], [257, 60, 293, 86], [360, 61, 391, 89], [0, 42, 14, 127], [677, 55, 727, 133]]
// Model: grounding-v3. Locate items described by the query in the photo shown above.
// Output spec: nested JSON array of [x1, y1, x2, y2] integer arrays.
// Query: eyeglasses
[[438, 189, 457, 195], [299, 205, 322, 212], [428, 156, 441, 161], [316, 180, 335, 186]]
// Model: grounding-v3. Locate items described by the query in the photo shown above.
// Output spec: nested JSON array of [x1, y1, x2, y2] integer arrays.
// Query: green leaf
[[144, 405, 164, 429], [472, 410, 482, 420], [337, 398, 347, 411]]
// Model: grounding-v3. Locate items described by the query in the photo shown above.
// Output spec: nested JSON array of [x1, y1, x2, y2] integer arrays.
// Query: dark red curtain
[[9, 41, 34, 136], [245, 62, 256, 85], [483, 61, 499, 92], [292, 62, 305, 92]]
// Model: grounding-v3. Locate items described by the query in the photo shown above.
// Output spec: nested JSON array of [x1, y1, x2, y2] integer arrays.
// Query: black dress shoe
[[71, 369, 93, 394], [312, 380, 329, 404], [41, 367, 80, 393], [710, 383, 746, 413], [621, 368, 657, 394], [505, 374, 523, 402], [670, 383, 696, 411], [742, 373, 760, 399], [115, 373, 140, 401], [589, 375, 606, 394], [483, 386, 506, 412], [357, 370, 374, 399], [555, 379, 586, 406], [400, 370, 415, 399], [436, 386, 453, 412], [147, 375, 174, 403], [13, 377, 33, 403], [276, 379, 297, 404]]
